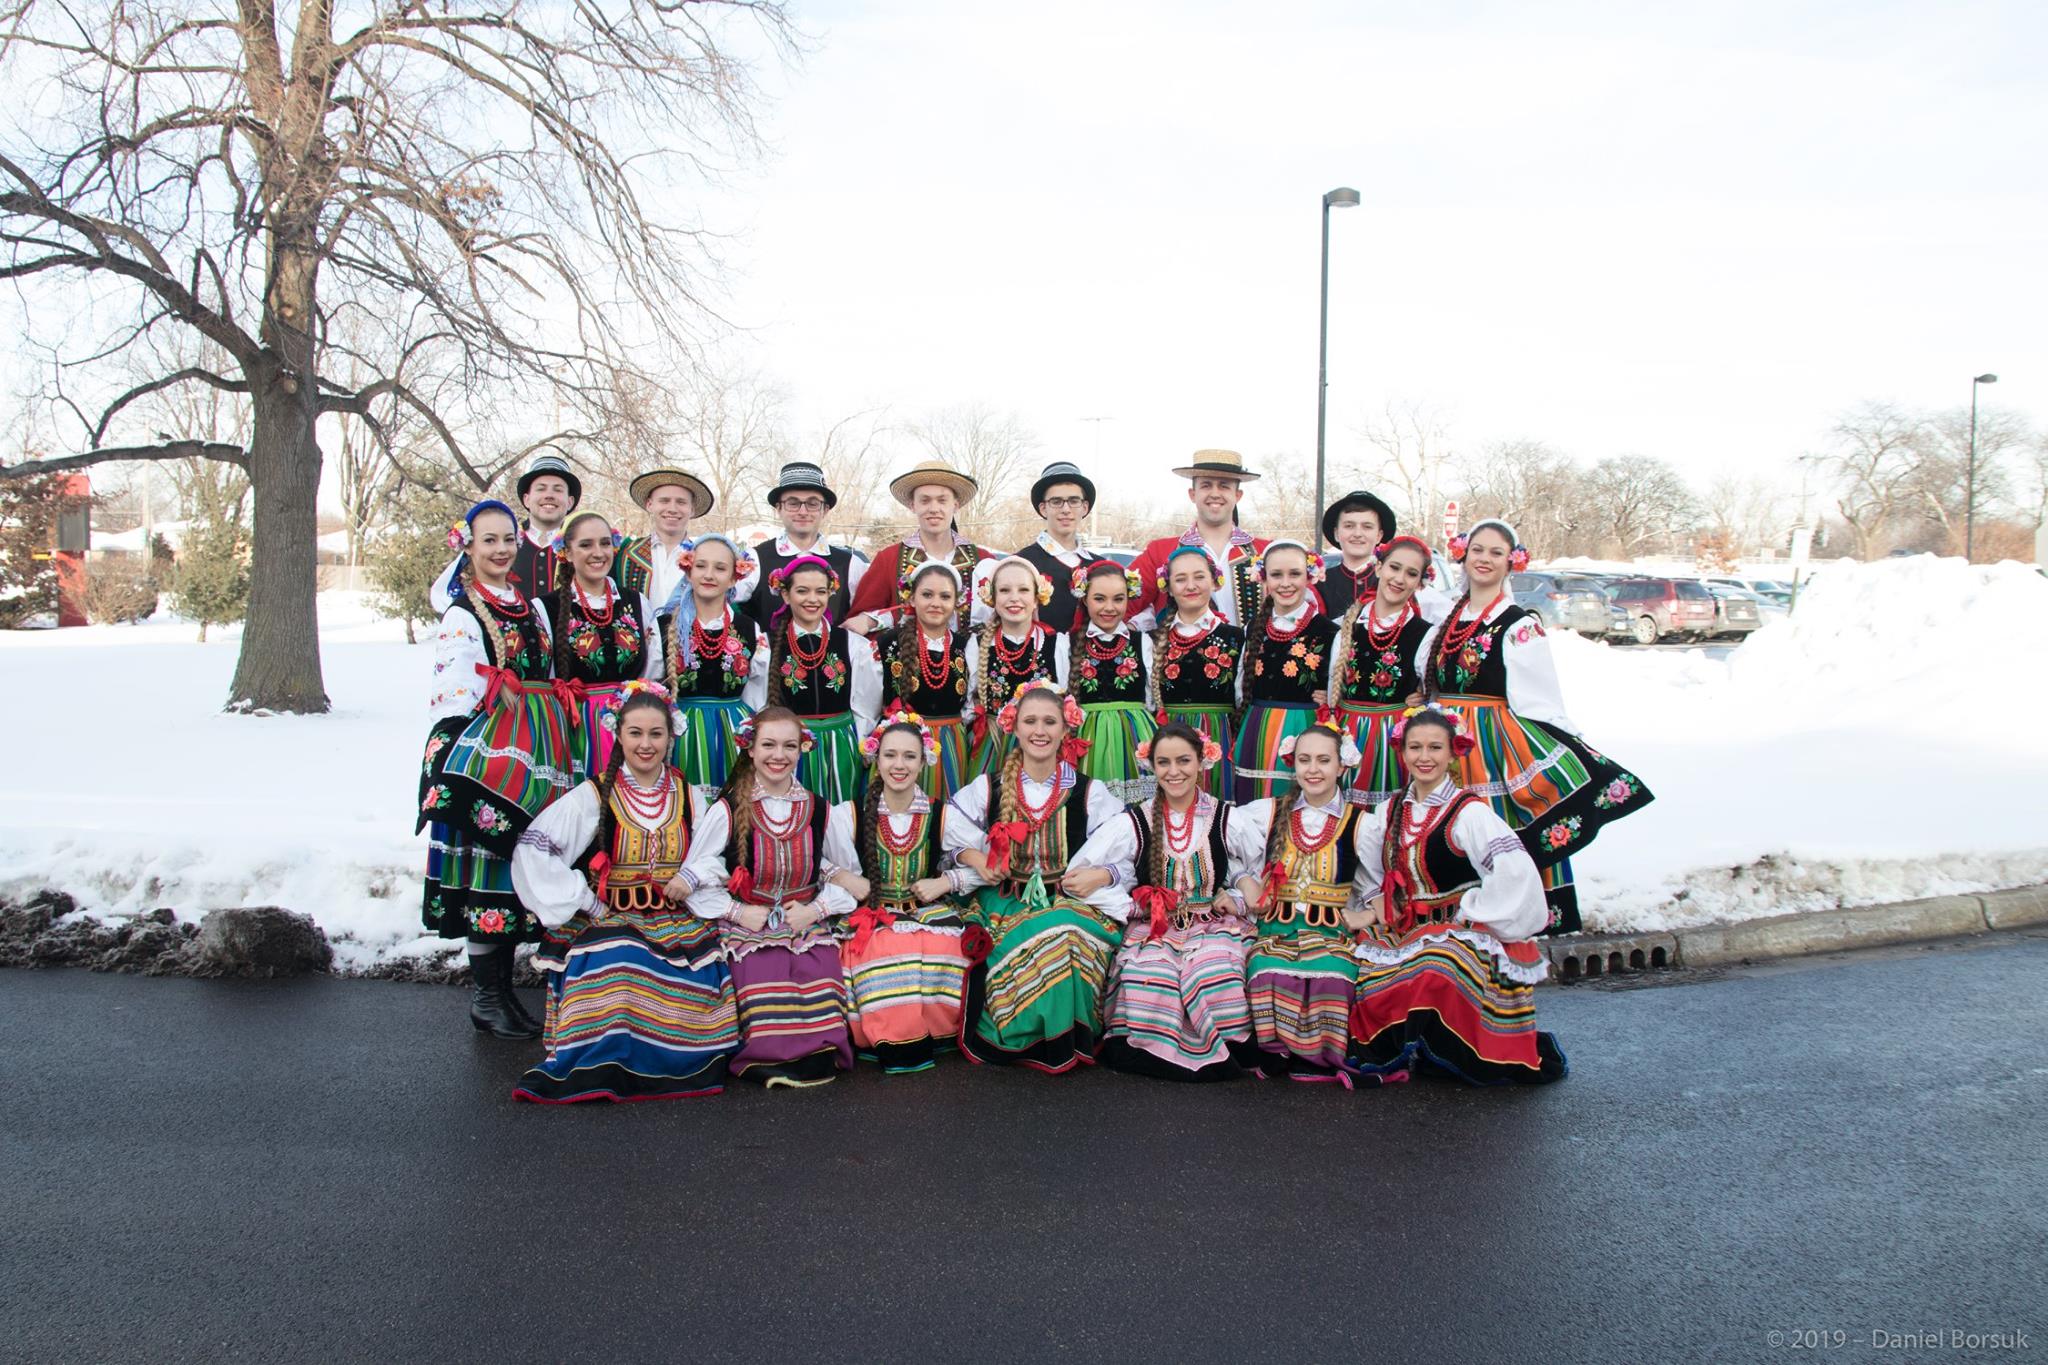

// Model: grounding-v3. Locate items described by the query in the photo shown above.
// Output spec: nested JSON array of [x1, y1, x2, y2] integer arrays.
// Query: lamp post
[[1315, 187, 1360, 551], [1965, 373, 1998, 561]]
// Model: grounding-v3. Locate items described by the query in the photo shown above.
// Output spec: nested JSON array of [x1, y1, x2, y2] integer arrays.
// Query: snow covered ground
[[2, 561, 2043, 968]]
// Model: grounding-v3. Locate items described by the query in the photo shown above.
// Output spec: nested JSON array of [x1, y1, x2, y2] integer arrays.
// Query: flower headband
[[605, 678, 684, 731], [910, 560, 964, 596], [1070, 561, 1143, 599], [769, 554, 843, 598], [994, 678, 1085, 735], [1276, 705, 1362, 768], [1390, 702, 1476, 757], [448, 498, 519, 549], [979, 556, 1054, 608], [547, 511, 623, 557], [734, 714, 816, 754], [678, 533, 757, 582], [860, 700, 941, 766], [1135, 731, 1224, 771], [1250, 539, 1326, 586], [1156, 542, 1222, 595], [1371, 535, 1438, 584], [1447, 519, 1530, 572]]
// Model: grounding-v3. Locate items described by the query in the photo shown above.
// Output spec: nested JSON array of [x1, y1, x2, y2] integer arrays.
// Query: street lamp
[[1966, 373, 1998, 561], [1314, 186, 1360, 551]]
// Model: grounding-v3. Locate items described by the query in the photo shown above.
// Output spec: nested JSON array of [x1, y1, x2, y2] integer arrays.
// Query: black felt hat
[[1029, 461, 1096, 509], [516, 452, 582, 507], [766, 461, 837, 510], [1321, 490, 1397, 547]]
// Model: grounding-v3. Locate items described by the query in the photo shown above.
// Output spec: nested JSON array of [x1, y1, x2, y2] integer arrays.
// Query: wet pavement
[[3, 930, 2043, 1363]]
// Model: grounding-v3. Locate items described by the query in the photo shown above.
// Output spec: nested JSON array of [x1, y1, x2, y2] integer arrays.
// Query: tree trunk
[[227, 380, 329, 712]]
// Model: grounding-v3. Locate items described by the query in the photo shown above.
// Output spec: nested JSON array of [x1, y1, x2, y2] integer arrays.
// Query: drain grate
[[1547, 932, 1680, 983]]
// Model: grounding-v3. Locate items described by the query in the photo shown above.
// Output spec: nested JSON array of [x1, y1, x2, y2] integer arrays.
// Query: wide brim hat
[[629, 468, 715, 517], [766, 461, 837, 510], [1321, 490, 1397, 546], [890, 459, 979, 510], [1030, 460, 1096, 509], [1170, 448, 1260, 482], [516, 453, 582, 507]]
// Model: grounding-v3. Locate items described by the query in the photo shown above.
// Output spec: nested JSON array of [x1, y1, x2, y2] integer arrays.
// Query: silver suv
[[1511, 572, 1610, 637]]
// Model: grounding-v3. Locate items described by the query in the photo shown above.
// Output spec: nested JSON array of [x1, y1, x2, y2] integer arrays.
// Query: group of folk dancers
[[418, 448, 1652, 1100]]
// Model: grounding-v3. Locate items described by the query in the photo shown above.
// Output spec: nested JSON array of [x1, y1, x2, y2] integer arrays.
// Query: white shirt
[[427, 582, 554, 722], [742, 625, 882, 739], [731, 534, 868, 609], [686, 792, 861, 919], [941, 768, 1132, 918], [1352, 782, 1548, 941], [510, 779, 730, 928], [1229, 795, 1379, 911]]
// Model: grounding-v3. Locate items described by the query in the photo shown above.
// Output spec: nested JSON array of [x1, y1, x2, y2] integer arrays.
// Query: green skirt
[[672, 694, 751, 790], [958, 884, 1123, 1074], [796, 710, 866, 805], [1077, 700, 1157, 804]]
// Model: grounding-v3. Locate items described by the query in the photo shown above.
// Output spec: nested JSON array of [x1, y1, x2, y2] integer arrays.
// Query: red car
[[1606, 577, 1719, 645]]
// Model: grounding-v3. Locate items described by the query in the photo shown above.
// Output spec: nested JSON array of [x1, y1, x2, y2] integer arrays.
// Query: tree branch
[[0, 441, 247, 479]]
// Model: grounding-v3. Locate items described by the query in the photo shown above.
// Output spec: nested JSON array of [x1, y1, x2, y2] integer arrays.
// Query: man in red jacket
[[1127, 449, 1269, 626]]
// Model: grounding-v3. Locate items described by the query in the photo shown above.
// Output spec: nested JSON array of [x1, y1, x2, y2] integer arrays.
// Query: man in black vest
[[735, 460, 867, 627], [978, 460, 1109, 631]]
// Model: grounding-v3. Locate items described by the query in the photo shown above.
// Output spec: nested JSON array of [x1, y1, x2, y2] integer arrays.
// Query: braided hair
[[765, 564, 835, 709], [886, 561, 962, 705], [1147, 549, 1220, 713], [716, 705, 805, 866], [977, 559, 1043, 719], [857, 718, 932, 895], [991, 686, 1068, 856], [1141, 720, 1207, 895]]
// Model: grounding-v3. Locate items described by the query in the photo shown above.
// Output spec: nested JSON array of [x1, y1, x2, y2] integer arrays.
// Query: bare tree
[[907, 403, 1039, 546], [674, 361, 785, 534], [1909, 405, 2031, 558], [1815, 402, 1930, 559], [801, 406, 893, 550], [1348, 399, 1457, 537], [0, 1, 791, 711], [1455, 437, 1592, 556], [1244, 452, 1319, 545], [1581, 455, 1699, 558]]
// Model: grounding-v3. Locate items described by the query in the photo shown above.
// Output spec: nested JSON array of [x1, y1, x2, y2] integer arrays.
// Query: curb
[[1544, 884, 2048, 982]]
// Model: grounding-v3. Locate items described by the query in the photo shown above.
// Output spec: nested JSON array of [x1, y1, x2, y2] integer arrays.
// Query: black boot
[[500, 949, 545, 1035], [469, 945, 539, 1040]]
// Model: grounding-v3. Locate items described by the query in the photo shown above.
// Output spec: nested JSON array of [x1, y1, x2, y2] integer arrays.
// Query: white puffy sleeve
[[817, 801, 860, 916], [511, 783, 602, 928], [1050, 632, 1072, 689], [962, 635, 984, 724], [967, 558, 996, 626], [1415, 584, 1453, 625], [1082, 774, 1128, 835], [677, 788, 729, 905], [844, 546, 869, 603], [1353, 802, 1392, 905], [1501, 617, 1578, 734], [742, 625, 772, 707], [1450, 800, 1548, 940], [428, 606, 488, 722], [1225, 798, 1276, 887], [847, 632, 882, 738], [1070, 806, 1140, 924], [943, 775, 992, 892]]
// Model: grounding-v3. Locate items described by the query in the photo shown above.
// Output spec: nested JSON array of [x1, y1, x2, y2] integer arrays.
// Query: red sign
[[1442, 499, 1460, 542]]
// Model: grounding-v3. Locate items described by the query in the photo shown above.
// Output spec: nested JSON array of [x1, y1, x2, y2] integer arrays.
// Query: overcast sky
[[688, 0, 2045, 511]]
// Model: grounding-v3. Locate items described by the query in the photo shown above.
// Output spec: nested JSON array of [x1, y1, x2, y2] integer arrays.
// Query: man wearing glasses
[[734, 460, 867, 628], [972, 460, 1112, 631]]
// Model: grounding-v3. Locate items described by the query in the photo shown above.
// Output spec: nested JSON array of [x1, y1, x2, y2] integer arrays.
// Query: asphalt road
[[4, 931, 2044, 1365]]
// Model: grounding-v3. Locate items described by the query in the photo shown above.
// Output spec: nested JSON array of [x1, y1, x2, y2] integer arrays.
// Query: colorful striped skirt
[[840, 904, 970, 1074], [1100, 911, 1255, 1081], [1338, 700, 1406, 807], [513, 908, 740, 1103], [796, 710, 866, 806], [959, 887, 1122, 1074], [564, 681, 627, 782], [1245, 924, 1360, 1082], [1349, 921, 1566, 1085], [672, 693, 751, 790], [1164, 704, 1235, 799], [965, 719, 1014, 785], [917, 713, 973, 805], [425, 685, 575, 856], [1232, 699, 1316, 803], [421, 823, 539, 943], [1077, 700, 1158, 804], [721, 920, 853, 1086]]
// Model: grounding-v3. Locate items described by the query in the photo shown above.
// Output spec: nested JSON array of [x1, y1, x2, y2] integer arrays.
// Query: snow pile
[[1, 558, 2044, 965]]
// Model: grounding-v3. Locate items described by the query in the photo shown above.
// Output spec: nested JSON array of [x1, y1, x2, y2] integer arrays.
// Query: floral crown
[[1390, 702, 1476, 757], [1156, 543, 1222, 596], [769, 554, 842, 598], [1447, 520, 1530, 572], [605, 678, 684, 730], [1371, 535, 1438, 584], [1250, 539, 1326, 586], [677, 534, 757, 582], [547, 512, 623, 556], [994, 678, 1085, 735], [1070, 561, 1143, 599], [1277, 705, 1362, 768], [1135, 729, 1224, 771], [860, 700, 941, 766], [979, 557, 1054, 608], [734, 713, 816, 754], [448, 498, 519, 550]]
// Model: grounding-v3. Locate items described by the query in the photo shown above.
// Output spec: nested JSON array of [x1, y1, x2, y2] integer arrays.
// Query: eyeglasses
[[779, 497, 827, 512], [1040, 497, 1089, 512]]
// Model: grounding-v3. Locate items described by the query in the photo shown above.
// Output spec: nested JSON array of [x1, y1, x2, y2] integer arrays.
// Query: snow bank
[[1, 559, 2043, 965]]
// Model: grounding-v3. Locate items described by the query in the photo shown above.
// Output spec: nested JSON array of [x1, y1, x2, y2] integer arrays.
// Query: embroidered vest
[[580, 778, 695, 914], [882, 625, 969, 717], [1265, 803, 1363, 932], [1427, 602, 1530, 700], [1247, 614, 1337, 705], [1155, 621, 1244, 709], [666, 609, 759, 700], [1015, 541, 1107, 633], [536, 590, 648, 685], [1380, 789, 1484, 924], [868, 807, 945, 915], [1337, 609, 1432, 707], [725, 791, 831, 903], [1130, 801, 1232, 905], [1072, 630, 1147, 704], [774, 624, 855, 716], [459, 592, 550, 682]]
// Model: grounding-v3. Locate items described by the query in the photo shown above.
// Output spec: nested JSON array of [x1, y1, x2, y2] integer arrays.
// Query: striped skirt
[[1164, 704, 1235, 799], [1338, 700, 1406, 807], [840, 905, 970, 1074], [1349, 922, 1566, 1085], [965, 720, 1014, 785], [422, 823, 539, 943], [917, 713, 973, 805], [1245, 926, 1360, 1081], [426, 685, 575, 856], [1077, 700, 1158, 804], [1232, 699, 1316, 803], [721, 920, 853, 1085], [959, 889, 1123, 1074], [1101, 912, 1255, 1081], [513, 909, 739, 1103], [796, 710, 866, 806], [672, 694, 751, 790], [565, 681, 627, 782]]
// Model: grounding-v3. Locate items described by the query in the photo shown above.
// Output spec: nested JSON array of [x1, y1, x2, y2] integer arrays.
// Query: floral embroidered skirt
[[839, 903, 970, 1074], [1337, 700, 1407, 808], [1349, 921, 1566, 1086], [720, 919, 854, 1085], [1164, 704, 1235, 799], [959, 888, 1122, 1075], [418, 709, 562, 943], [795, 710, 866, 806], [1100, 910, 1255, 1081], [1076, 700, 1158, 804], [672, 694, 751, 790], [1244, 923, 1359, 1082], [514, 907, 740, 1103], [419, 686, 575, 857], [1232, 700, 1316, 803]]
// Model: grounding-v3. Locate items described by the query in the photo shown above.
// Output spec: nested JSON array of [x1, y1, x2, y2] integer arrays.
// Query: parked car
[[1702, 583, 1763, 639], [1510, 572, 1610, 637], [1606, 576, 1719, 645], [1592, 584, 1635, 641]]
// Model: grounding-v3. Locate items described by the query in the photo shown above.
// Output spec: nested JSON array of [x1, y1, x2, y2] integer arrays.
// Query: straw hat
[[628, 468, 714, 516], [889, 459, 979, 509], [1170, 448, 1260, 482]]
